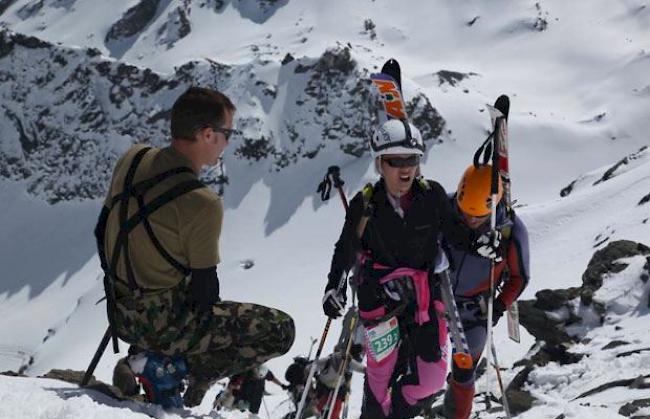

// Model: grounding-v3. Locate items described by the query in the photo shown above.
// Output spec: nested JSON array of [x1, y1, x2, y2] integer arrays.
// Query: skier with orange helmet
[[441, 164, 530, 419]]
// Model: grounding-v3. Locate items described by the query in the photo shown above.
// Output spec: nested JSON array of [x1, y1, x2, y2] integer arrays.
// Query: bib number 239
[[365, 316, 400, 362]]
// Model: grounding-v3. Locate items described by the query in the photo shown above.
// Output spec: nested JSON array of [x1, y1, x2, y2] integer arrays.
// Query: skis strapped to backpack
[[487, 96, 521, 344], [477, 95, 514, 418], [371, 58, 407, 123]]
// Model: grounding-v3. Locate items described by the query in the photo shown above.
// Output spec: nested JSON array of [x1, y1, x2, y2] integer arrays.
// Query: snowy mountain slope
[[521, 146, 650, 300], [1, 0, 649, 206], [0, 0, 649, 418], [560, 145, 649, 198]]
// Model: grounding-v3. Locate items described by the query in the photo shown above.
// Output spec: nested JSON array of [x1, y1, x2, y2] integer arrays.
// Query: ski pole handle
[[327, 166, 349, 212]]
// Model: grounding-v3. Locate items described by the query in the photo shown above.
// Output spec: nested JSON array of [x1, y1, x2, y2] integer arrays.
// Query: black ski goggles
[[381, 155, 420, 168]]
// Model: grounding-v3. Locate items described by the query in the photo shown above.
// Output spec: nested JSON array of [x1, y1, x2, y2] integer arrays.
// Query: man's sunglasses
[[381, 155, 420, 168], [210, 126, 241, 141]]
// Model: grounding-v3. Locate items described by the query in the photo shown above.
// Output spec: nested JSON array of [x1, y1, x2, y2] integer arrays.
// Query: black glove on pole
[[323, 273, 348, 318]]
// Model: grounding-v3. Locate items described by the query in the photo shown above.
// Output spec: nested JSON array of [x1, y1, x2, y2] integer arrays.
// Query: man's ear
[[194, 126, 210, 143]]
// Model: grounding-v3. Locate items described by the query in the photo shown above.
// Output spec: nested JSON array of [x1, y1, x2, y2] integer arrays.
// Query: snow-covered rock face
[[104, 0, 289, 57], [509, 240, 650, 416], [519, 240, 650, 346], [0, 29, 443, 203], [0, 29, 180, 203]]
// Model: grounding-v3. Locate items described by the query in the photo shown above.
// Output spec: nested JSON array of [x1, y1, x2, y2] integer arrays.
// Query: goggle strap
[[401, 119, 412, 142]]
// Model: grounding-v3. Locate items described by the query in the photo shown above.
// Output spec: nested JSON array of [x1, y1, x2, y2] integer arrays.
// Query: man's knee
[[275, 310, 295, 355]]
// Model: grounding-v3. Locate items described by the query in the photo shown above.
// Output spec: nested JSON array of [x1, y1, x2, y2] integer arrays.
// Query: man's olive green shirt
[[104, 144, 222, 290]]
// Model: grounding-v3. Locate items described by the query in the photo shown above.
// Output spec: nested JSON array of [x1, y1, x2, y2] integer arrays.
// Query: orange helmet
[[456, 164, 503, 217]]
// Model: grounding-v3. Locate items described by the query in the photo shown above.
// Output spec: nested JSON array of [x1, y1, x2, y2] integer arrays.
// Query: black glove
[[474, 230, 503, 262], [492, 298, 507, 326], [322, 273, 347, 318], [187, 267, 220, 313]]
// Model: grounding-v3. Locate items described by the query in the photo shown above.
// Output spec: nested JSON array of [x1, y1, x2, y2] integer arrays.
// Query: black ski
[[381, 58, 402, 92]]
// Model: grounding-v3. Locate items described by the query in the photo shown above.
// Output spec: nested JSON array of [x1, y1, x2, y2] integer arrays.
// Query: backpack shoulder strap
[[109, 147, 151, 291], [417, 177, 432, 191], [500, 205, 516, 240], [361, 183, 374, 209], [357, 183, 375, 239], [106, 148, 205, 289]]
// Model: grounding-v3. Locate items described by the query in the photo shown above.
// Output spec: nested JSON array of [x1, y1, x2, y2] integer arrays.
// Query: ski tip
[[381, 58, 402, 90], [494, 95, 510, 118], [381, 58, 400, 73]]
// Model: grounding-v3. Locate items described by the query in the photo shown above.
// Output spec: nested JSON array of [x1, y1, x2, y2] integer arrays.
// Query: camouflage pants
[[114, 282, 295, 382]]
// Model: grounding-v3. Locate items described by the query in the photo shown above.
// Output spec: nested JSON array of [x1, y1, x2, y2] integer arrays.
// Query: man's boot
[[112, 357, 139, 397], [442, 379, 475, 419], [130, 352, 188, 409], [183, 375, 215, 408]]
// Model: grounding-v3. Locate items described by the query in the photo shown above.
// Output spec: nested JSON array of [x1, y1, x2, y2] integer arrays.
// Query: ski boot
[[129, 352, 188, 409], [112, 356, 140, 397]]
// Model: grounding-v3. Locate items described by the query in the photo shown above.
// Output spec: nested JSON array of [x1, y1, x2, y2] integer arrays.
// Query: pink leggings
[[361, 301, 449, 416]]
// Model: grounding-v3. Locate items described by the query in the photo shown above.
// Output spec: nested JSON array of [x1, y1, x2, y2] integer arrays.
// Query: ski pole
[[295, 318, 332, 418], [489, 341, 512, 418], [81, 326, 111, 386], [307, 337, 318, 360], [439, 271, 473, 371], [306, 166, 353, 419], [326, 311, 359, 419]]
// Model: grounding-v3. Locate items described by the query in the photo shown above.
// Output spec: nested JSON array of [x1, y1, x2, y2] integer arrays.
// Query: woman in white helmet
[[322, 119, 500, 419]]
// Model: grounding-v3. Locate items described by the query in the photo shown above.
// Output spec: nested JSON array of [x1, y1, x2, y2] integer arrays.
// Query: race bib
[[365, 316, 400, 362]]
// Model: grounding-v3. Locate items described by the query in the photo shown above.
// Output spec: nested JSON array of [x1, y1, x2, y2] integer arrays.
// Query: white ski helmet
[[370, 119, 425, 158]]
